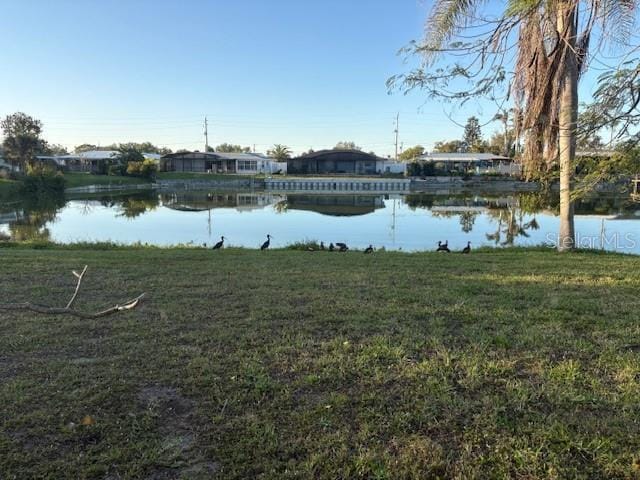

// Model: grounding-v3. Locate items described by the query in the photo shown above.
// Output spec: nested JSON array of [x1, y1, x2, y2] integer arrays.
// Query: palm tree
[[268, 144, 292, 161], [392, 1, 637, 251]]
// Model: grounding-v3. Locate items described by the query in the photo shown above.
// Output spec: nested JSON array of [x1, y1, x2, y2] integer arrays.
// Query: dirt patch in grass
[[137, 386, 219, 479]]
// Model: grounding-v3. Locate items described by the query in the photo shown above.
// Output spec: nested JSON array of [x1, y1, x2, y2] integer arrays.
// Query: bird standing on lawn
[[336, 242, 349, 252], [364, 245, 374, 254], [436, 240, 450, 252], [462, 241, 471, 254], [320, 241, 325, 251], [212, 236, 225, 250], [329, 243, 335, 252], [261, 234, 272, 251]]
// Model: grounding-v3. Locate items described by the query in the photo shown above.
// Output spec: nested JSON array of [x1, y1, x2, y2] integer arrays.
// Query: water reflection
[[0, 193, 65, 242], [1, 189, 638, 252], [163, 191, 282, 212], [287, 195, 385, 216]]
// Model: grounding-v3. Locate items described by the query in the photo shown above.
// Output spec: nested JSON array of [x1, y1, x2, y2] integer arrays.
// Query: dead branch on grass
[[0, 265, 145, 318]]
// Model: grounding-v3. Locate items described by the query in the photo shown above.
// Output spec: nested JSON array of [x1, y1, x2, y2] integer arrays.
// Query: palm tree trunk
[[557, 1, 577, 251]]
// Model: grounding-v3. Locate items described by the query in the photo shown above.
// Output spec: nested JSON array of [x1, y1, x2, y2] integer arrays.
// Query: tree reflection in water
[[116, 193, 160, 219], [77, 192, 160, 219], [273, 200, 288, 214], [5, 193, 65, 242], [459, 211, 477, 233], [1, 191, 162, 242]]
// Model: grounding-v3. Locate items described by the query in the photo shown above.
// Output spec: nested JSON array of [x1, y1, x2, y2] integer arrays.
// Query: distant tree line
[[74, 142, 172, 155]]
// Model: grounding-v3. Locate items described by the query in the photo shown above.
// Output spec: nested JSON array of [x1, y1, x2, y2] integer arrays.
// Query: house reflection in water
[[285, 194, 385, 216], [160, 191, 386, 217], [161, 192, 285, 212]]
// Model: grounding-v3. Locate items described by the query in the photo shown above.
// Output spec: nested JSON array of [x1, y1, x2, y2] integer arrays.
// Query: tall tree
[[44, 144, 69, 156], [487, 132, 515, 157], [268, 144, 292, 161], [463, 117, 483, 152], [399, 145, 425, 161], [389, 1, 638, 251], [493, 110, 516, 157], [118, 145, 145, 165], [1, 112, 47, 170]]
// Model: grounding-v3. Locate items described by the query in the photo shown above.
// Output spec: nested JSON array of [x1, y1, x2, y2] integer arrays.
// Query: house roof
[[44, 150, 121, 161], [420, 153, 512, 162], [213, 152, 269, 161], [161, 151, 271, 161], [294, 149, 383, 161]]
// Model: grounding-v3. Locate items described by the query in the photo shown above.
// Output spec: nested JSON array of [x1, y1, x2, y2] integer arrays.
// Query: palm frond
[[505, 0, 542, 17], [424, 0, 485, 56], [599, 0, 639, 47]]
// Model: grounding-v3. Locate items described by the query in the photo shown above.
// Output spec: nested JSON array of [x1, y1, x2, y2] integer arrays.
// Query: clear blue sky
[[0, 0, 607, 156]]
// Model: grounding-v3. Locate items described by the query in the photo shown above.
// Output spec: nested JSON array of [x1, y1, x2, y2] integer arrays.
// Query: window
[[237, 160, 257, 171]]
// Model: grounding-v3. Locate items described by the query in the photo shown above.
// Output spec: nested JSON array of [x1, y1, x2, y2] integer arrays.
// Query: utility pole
[[394, 112, 399, 161], [204, 116, 209, 152]]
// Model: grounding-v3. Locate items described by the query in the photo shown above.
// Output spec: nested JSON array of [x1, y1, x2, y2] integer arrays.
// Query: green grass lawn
[[63, 173, 152, 189], [1, 247, 639, 479]]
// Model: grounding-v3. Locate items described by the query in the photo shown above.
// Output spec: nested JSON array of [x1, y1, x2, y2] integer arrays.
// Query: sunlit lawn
[[1, 246, 639, 479], [63, 173, 152, 189]]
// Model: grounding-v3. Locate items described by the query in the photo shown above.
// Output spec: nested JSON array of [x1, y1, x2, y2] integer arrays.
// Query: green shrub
[[284, 240, 322, 251], [408, 161, 437, 177], [108, 164, 126, 176], [126, 159, 157, 179], [20, 165, 66, 195]]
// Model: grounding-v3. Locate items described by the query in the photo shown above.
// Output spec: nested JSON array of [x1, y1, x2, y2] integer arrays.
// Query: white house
[[378, 160, 407, 175]]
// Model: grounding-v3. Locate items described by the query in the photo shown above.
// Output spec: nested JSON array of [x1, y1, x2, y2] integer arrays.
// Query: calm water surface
[[1, 190, 639, 254]]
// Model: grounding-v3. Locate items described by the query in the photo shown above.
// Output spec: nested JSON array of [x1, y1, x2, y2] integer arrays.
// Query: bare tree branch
[[0, 267, 145, 318], [65, 265, 88, 309]]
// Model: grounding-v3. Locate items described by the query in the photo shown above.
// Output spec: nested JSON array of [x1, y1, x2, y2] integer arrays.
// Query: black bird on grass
[[320, 241, 325, 251], [336, 242, 349, 252], [364, 245, 374, 254], [436, 240, 450, 253], [212, 236, 225, 250], [462, 241, 471, 254], [329, 243, 335, 252], [261, 234, 272, 251]]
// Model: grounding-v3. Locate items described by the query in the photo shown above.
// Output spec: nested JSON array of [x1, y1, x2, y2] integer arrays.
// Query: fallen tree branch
[[66, 265, 88, 309], [0, 267, 145, 318]]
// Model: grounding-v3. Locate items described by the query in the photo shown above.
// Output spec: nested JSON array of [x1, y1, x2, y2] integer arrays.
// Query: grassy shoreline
[[1, 247, 640, 478]]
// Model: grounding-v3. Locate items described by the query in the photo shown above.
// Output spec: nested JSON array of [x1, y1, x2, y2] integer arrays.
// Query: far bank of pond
[[63, 174, 541, 194], [1, 187, 638, 254]]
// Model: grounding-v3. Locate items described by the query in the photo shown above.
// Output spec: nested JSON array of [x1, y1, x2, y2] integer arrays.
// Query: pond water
[[1, 189, 639, 254]]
